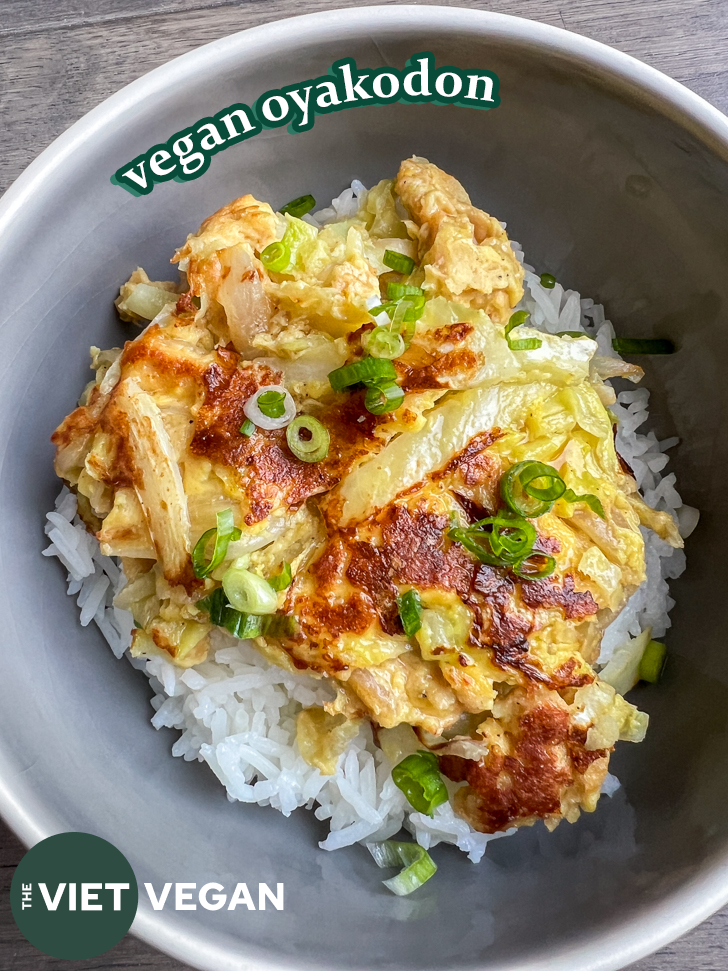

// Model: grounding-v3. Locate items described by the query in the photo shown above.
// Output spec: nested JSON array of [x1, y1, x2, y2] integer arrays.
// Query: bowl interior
[[2, 8, 728, 971]]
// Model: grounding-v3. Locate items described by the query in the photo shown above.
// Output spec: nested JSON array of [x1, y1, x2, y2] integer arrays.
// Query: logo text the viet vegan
[[111, 52, 500, 196]]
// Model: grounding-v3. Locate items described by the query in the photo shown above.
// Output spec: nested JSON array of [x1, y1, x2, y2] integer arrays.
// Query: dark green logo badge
[[10, 832, 138, 960]]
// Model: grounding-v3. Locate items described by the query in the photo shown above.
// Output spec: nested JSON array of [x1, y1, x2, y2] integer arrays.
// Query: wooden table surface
[[2, 0, 728, 968]]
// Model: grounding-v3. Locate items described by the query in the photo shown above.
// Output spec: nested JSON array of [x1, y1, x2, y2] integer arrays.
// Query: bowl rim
[[2, 6, 728, 971]]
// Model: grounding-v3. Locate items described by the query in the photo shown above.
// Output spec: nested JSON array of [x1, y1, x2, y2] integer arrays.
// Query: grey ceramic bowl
[[1, 6, 727, 970]]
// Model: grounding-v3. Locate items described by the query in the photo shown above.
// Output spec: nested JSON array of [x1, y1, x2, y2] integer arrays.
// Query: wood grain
[[1, 1, 727, 969]]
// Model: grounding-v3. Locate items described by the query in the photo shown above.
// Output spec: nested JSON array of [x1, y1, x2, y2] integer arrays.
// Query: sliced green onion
[[367, 841, 437, 896], [225, 609, 265, 639], [505, 310, 542, 351], [362, 327, 405, 360], [449, 511, 536, 567], [197, 587, 227, 625], [328, 358, 397, 392], [518, 461, 567, 502], [198, 587, 297, 639], [510, 337, 543, 350], [612, 337, 675, 355], [505, 310, 530, 333], [383, 250, 416, 275], [540, 272, 556, 289], [386, 282, 423, 301], [512, 552, 556, 580], [368, 301, 396, 318], [260, 240, 291, 273], [279, 194, 316, 218], [639, 639, 667, 683], [397, 589, 423, 637], [501, 461, 560, 516], [448, 526, 507, 567], [286, 415, 330, 462], [239, 418, 256, 437], [484, 511, 537, 560], [192, 509, 241, 579], [369, 298, 423, 327], [391, 751, 448, 816], [222, 563, 278, 614], [256, 390, 286, 419], [390, 296, 422, 338], [365, 381, 404, 415], [556, 331, 588, 339], [269, 562, 293, 591], [562, 488, 606, 519]]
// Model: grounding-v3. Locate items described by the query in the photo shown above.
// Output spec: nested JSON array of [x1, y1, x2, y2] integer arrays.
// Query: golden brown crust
[[439, 697, 609, 833]]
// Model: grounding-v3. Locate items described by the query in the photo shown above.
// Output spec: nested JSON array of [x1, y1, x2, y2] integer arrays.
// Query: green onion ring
[[364, 381, 405, 415], [391, 751, 448, 817], [512, 552, 556, 580], [269, 562, 293, 591], [192, 509, 241, 579], [397, 589, 423, 637], [286, 415, 330, 462], [367, 840, 438, 896], [382, 250, 416, 275], [639, 640, 667, 683], [562, 488, 606, 520], [386, 281, 424, 301], [260, 240, 291, 273], [328, 357, 397, 392], [362, 327, 406, 360], [504, 310, 542, 351], [518, 461, 567, 502], [501, 462, 554, 517], [279, 194, 316, 218], [222, 564, 278, 614]]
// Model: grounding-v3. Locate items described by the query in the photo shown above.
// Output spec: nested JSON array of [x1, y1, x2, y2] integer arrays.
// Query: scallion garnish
[[505, 310, 542, 351], [286, 415, 330, 463], [364, 381, 404, 415], [260, 240, 291, 273], [362, 326, 405, 360], [222, 564, 278, 614], [556, 331, 588, 339], [639, 639, 667, 683], [256, 390, 287, 419], [269, 562, 293, 591], [367, 841, 437, 896], [382, 250, 416, 275], [386, 281, 424, 302], [562, 488, 606, 519], [612, 337, 675, 355], [512, 552, 557, 579], [198, 586, 298, 639], [368, 302, 395, 318], [192, 509, 241, 579], [501, 461, 563, 517], [328, 358, 397, 392], [540, 272, 556, 289], [239, 418, 256, 437], [392, 751, 448, 816], [279, 194, 316, 218], [500, 461, 606, 521], [448, 510, 550, 576], [397, 589, 423, 637]]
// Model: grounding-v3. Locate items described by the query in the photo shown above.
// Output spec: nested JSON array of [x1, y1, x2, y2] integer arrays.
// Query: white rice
[[43, 183, 695, 863]]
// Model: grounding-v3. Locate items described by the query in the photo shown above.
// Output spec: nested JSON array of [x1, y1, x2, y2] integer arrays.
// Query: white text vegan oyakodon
[[111, 53, 500, 196]]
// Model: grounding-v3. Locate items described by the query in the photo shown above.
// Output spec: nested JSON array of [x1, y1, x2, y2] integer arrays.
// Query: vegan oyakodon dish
[[47, 158, 693, 893]]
